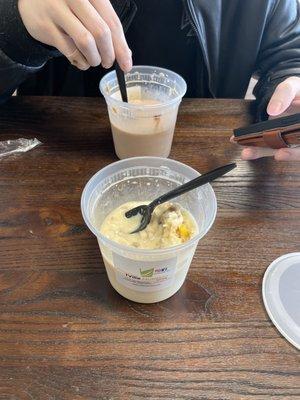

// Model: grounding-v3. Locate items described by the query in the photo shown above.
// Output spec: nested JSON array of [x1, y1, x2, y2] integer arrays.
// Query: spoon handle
[[150, 163, 237, 209], [115, 62, 128, 102]]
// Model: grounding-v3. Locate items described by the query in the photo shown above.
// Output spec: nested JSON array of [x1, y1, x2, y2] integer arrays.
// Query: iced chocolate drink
[[109, 91, 178, 159], [100, 66, 187, 159]]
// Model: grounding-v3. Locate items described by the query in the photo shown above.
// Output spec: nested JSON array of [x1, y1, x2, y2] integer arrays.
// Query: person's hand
[[18, 0, 132, 71], [235, 76, 300, 161]]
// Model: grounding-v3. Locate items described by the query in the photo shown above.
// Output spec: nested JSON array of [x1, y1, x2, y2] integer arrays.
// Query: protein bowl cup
[[81, 157, 217, 303], [100, 66, 187, 159]]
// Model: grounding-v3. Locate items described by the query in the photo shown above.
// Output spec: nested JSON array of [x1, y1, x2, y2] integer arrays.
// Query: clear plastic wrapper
[[0, 138, 41, 158]]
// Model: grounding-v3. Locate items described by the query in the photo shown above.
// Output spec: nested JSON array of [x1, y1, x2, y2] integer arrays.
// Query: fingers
[[69, 0, 114, 68], [239, 145, 300, 161], [22, 0, 132, 72], [50, 24, 90, 70], [267, 77, 300, 116], [90, 0, 132, 71], [55, 4, 101, 67], [230, 135, 276, 160], [230, 136, 276, 159], [241, 147, 276, 160], [59, 0, 132, 71], [274, 147, 300, 161]]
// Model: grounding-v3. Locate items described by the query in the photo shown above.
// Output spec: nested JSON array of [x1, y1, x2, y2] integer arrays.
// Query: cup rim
[[99, 65, 187, 111], [81, 157, 217, 256]]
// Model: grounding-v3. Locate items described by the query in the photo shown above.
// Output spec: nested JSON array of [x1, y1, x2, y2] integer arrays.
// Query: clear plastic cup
[[81, 157, 217, 303], [99, 66, 187, 159]]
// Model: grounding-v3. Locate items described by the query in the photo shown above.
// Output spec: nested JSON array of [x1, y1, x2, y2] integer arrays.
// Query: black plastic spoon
[[115, 62, 128, 102], [125, 163, 237, 233]]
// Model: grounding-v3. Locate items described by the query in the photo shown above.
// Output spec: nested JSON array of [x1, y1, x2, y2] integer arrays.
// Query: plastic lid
[[262, 253, 300, 350]]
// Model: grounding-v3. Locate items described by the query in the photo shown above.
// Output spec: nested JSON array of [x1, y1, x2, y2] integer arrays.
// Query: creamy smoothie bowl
[[81, 157, 217, 303]]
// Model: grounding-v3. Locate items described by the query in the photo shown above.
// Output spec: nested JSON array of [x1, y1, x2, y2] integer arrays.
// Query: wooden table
[[0, 97, 299, 399]]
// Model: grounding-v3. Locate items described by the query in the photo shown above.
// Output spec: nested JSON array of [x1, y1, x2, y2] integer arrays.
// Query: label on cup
[[112, 253, 178, 292]]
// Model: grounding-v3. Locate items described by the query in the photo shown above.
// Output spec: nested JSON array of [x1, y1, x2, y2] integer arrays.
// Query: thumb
[[267, 77, 300, 117]]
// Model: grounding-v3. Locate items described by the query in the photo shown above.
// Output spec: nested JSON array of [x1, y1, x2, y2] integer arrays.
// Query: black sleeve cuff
[[0, 0, 60, 67]]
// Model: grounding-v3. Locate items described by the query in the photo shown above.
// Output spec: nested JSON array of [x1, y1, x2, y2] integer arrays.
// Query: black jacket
[[1, 0, 300, 120]]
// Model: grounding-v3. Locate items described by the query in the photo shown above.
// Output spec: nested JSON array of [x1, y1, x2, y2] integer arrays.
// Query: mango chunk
[[177, 224, 190, 241]]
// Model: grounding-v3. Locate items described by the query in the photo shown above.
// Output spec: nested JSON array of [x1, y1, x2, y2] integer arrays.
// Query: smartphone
[[233, 113, 300, 148]]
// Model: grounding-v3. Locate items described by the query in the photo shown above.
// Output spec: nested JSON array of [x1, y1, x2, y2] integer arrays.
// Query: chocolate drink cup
[[81, 157, 217, 304], [100, 66, 187, 159]]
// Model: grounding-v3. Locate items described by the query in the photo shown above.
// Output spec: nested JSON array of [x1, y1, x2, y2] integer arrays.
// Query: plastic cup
[[81, 157, 217, 303], [99, 66, 187, 159]]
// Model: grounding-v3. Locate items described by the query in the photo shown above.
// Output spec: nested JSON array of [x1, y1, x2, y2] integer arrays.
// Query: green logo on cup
[[140, 268, 154, 278]]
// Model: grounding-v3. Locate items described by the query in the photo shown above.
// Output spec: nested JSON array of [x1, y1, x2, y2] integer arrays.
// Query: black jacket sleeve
[[0, 0, 136, 103], [254, 0, 300, 120], [0, 0, 60, 103]]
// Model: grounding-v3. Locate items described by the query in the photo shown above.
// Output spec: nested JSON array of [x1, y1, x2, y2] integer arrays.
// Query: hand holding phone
[[233, 113, 300, 149]]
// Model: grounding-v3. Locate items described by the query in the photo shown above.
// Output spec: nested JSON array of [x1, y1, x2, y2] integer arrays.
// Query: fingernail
[[268, 100, 283, 115], [242, 147, 257, 160]]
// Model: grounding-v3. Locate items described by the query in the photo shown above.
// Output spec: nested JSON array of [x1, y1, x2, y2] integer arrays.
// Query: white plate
[[262, 253, 300, 350]]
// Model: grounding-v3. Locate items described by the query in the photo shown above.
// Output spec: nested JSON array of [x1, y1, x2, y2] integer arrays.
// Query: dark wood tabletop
[[0, 96, 299, 399]]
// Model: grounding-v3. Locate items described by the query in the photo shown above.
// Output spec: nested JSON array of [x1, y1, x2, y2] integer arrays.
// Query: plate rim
[[262, 252, 300, 350]]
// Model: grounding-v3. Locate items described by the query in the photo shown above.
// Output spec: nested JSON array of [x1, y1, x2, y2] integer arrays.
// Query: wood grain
[[0, 97, 299, 399]]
